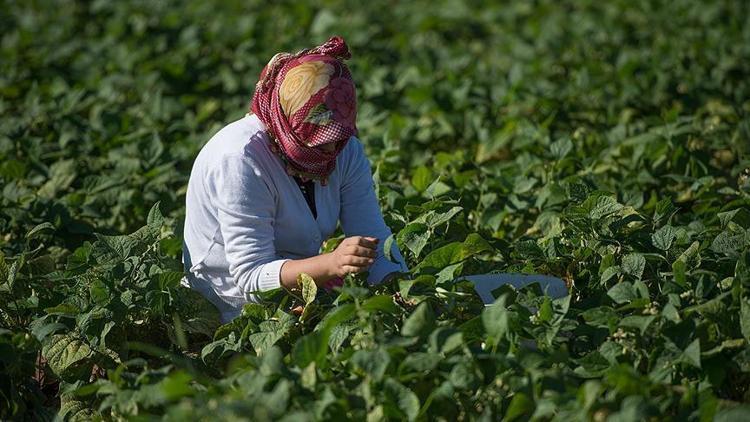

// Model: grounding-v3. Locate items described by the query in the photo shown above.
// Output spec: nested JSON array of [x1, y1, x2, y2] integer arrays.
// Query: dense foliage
[[2, 0, 750, 420]]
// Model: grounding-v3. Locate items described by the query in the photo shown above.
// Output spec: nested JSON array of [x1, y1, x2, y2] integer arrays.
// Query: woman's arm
[[280, 255, 334, 289], [338, 138, 410, 285], [278, 235, 379, 289], [214, 153, 292, 295]]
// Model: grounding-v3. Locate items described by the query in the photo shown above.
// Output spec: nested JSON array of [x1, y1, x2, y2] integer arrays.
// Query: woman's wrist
[[279, 253, 336, 290], [318, 253, 336, 279]]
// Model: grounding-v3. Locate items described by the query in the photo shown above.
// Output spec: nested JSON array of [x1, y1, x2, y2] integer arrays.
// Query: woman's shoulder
[[336, 135, 369, 176], [338, 135, 366, 163], [197, 114, 272, 164]]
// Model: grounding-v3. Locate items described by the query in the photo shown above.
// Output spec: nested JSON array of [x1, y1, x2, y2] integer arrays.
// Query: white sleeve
[[212, 153, 290, 294], [339, 139, 409, 285]]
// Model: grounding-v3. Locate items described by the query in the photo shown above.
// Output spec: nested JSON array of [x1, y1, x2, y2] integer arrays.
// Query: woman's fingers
[[345, 255, 374, 267], [360, 236, 379, 249], [330, 236, 379, 277], [347, 245, 377, 258], [344, 236, 379, 250], [342, 265, 366, 274]]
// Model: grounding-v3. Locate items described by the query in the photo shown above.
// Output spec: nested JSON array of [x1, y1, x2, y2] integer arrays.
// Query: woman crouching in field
[[181, 36, 567, 323]]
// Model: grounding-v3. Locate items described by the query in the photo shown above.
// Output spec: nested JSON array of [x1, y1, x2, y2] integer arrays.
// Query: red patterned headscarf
[[250, 36, 358, 185]]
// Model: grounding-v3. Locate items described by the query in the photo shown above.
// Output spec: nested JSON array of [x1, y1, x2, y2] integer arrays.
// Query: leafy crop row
[[1, 0, 749, 420]]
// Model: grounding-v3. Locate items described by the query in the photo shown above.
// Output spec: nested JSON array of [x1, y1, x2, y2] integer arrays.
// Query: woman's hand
[[279, 236, 379, 290], [325, 236, 379, 278]]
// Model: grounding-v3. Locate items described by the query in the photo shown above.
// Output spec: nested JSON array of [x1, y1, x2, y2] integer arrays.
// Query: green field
[[2, 0, 750, 420]]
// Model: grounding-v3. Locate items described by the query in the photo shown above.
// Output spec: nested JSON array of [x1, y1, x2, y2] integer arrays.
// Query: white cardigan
[[182, 113, 409, 322]]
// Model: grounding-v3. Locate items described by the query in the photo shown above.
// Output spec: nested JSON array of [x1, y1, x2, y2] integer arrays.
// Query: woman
[[182, 36, 566, 323], [182, 36, 407, 323]]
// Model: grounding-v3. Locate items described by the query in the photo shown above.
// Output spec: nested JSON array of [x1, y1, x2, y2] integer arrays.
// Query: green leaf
[[622, 253, 646, 280], [550, 137, 573, 159], [682, 338, 701, 368], [158, 370, 194, 401], [607, 282, 637, 304], [738, 251, 750, 287], [711, 229, 745, 256], [300, 362, 317, 391], [588, 195, 623, 220], [328, 322, 354, 354], [58, 399, 97, 421], [504, 392, 534, 421], [411, 166, 432, 192], [741, 299, 750, 342], [600, 266, 621, 284], [419, 206, 463, 228], [401, 302, 435, 338], [633, 279, 649, 299], [299, 273, 317, 306], [677, 241, 701, 263], [399, 352, 441, 374], [672, 258, 687, 286], [718, 209, 741, 228], [42, 334, 93, 377], [89, 279, 110, 305], [482, 295, 509, 346], [362, 295, 398, 314], [619, 315, 656, 334], [384, 378, 420, 421], [384, 233, 397, 263], [574, 351, 611, 378], [417, 233, 492, 271], [242, 303, 270, 321], [417, 242, 460, 270], [435, 262, 463, 284], [424, 178, 451, 198], [147, 201, 165, 227], [318, 304, 356, 332], [368, 405, 385, 421], [158, 271, 185, 290], [513, 176, 537, 194], [462, 233, 493, 255], [3, 256, 23, 292], [30, 321, 67, 342], [351, 347, 390, 381], [428, 328, 463, 355], [44, 303, 80, 316], [448, 360, 477, 389], [578, 380, 604, 411], [715, 405, 750, 422], [653, 198, 677, 223], [249, 318, 291, 354], [652, 225, 676, 251], [0, 256, 8, 291], [661, 303, 681, 323], [609, 395, 648, 421], [175, 288, 221, 336], [37, 159, 76, 198], [26, 222, 55, 239], [544, 295, 571, 345], [94, 222, 159, 261], [538, 297, 553, 322], [201, 334, 241, 362], [581, 306, 619, 329], [292, 329, 330, 368], [397, 222, 430, 258]]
